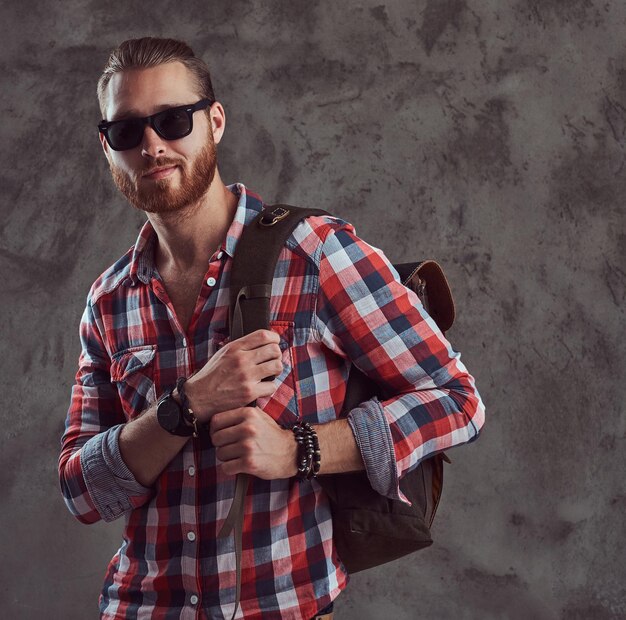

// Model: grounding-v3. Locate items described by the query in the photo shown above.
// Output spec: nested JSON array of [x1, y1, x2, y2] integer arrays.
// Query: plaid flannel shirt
[[59, 183, 485, 619]]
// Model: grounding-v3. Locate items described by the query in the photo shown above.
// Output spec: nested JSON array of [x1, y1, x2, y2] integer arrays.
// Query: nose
[[141, 125, 167, 158]]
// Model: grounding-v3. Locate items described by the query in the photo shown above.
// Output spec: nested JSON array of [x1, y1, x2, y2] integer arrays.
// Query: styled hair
[[97, 37, 216, 116]]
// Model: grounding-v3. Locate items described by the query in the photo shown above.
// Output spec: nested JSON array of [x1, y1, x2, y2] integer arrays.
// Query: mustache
[[138, 157, 184, 176]]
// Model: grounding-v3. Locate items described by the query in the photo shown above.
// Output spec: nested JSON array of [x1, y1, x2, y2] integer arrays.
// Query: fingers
[[225, 332, 282, 378], [211, 408, 258, 468], [220, 457, 249, 477], [215, 444, 245, 462], [254, 358, 284, 381], [252, 342, 282, 364], [247, 376, 281, 402], [210, 407, 250, 433], [234, 329, 280, 351], [232, 334, 283, 381]]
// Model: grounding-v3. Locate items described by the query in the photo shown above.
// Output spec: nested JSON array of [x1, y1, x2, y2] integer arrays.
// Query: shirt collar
[[222, 183, 265, 258], [128, 220, 157, 285], [127, 182, 265, 286]]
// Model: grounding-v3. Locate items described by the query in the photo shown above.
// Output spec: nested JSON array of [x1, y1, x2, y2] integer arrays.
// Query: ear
[[99, 131, 111, 162], [209, 101, 227, 145]]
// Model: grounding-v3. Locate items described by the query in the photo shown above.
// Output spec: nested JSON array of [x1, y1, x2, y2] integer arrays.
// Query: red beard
[[110, 131, 217, 214]]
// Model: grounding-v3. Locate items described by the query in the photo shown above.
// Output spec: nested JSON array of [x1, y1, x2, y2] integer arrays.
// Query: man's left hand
[[210, 407, 298, 479]]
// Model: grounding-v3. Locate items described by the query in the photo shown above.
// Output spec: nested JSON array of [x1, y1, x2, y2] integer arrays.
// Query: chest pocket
[[110, 345, 157, 420], [256, 321, 300, 425]]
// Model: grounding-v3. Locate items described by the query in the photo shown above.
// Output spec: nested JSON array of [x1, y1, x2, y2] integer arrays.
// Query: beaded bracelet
[[291, 422, 321, 481]]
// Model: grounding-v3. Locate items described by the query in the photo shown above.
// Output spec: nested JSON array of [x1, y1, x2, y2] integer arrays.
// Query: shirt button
[[187, 531, 196, 542], [188, 466, 195, 476], [206, 277, 217, 287], [190, 594, 199, 605], [217, 251, 224, 260]]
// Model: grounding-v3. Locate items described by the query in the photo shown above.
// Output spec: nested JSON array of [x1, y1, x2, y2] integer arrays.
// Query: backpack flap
[[395, 260, 455, 333], [327, 476, 435, 573]]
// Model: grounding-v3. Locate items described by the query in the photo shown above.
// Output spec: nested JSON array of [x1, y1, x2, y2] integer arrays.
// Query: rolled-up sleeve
[[313, 224, 486, 502], [58, 300, 153, 524]]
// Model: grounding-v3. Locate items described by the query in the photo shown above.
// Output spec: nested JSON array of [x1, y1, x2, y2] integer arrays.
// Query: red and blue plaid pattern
[[59, 184, 485, 619]]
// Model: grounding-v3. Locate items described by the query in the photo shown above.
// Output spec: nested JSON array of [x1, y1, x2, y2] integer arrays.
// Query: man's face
[[100, 62, 218, 214]]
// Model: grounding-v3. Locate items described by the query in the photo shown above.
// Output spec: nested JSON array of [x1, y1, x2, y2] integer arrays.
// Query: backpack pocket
[[110, 344, 157, 419]]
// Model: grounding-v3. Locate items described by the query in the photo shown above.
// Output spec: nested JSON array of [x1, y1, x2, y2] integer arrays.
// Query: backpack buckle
[[259, 207, 290, 227]]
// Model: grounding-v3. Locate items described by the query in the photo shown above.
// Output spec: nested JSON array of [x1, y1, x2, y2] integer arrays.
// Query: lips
[[142, 165, 178, 180]]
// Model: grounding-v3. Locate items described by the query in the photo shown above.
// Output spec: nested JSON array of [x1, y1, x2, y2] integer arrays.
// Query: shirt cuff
[[346, 397, 403, 502], [80, 425, 153, 522]]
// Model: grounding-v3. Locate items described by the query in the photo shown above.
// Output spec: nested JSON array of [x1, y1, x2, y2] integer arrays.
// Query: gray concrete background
[[0, 1, 624, 618]]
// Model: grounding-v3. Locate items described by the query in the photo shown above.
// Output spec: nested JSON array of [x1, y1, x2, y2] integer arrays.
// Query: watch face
[[157, 396, 182, 432]]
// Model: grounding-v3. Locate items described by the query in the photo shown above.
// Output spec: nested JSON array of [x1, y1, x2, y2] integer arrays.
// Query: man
[[59, 37, 485, 620]]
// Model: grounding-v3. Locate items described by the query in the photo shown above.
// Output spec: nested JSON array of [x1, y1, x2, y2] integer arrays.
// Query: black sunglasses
[[98, 99, 212, 151]]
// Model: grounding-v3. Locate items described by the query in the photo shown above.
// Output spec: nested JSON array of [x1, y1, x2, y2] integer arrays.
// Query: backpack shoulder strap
[[229, 204, 329, 339], [220, 204, 329, 620]]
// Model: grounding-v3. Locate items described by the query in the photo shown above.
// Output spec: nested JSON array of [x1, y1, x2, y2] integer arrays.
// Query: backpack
[[219, 205, 454, 614]]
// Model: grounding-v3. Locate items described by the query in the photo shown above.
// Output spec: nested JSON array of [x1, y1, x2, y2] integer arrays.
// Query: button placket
[[180, 437, 198, 609], [151, 277, 190, 351]]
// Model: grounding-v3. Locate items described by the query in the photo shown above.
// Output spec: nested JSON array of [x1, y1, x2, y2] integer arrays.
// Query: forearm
[[315, 419, 364, 475], [60, 424, 157, 523], [347, 376, 484, 503], [119, 398, 190, 487]]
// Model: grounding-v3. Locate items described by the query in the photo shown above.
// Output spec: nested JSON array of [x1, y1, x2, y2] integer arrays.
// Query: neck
[[148, 168, 238, 273]]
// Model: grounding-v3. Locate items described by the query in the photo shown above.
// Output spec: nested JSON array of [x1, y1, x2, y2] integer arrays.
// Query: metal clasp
[[259, 207, 290, 227]]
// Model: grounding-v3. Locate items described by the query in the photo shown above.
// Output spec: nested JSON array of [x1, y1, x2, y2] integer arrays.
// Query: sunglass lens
[[108, 119, 144, 151], [154, 108, 192, 140]]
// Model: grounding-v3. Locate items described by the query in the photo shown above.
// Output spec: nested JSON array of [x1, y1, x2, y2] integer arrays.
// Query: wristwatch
[[156, 389, 195, 436]]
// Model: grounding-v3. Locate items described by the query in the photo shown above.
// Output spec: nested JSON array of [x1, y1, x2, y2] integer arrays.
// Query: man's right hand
[[184, 329, 283, 423]]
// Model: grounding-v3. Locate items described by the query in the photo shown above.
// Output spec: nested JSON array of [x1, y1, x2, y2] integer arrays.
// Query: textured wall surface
[[1, 1, 624, 619]]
